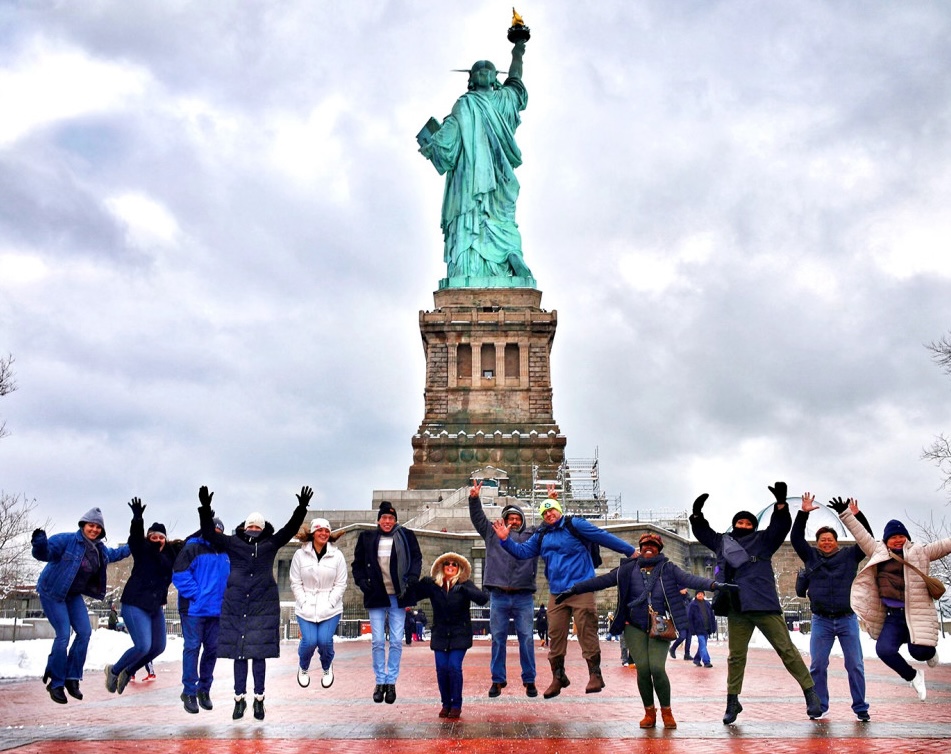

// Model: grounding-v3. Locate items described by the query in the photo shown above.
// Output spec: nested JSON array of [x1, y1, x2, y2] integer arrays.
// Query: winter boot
[[543, 656, 571, 699], [584, 653, 605, 694], [232, 695, 247, 720], [252, 694, 265, 720], [661, 706, 677, 729], [722, 693, 743, 725], [804, 686, 823, 719], [639, 706, 657, 728]]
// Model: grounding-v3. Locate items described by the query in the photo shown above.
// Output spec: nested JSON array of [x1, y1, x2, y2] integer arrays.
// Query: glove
[[827, 496, 848, 514], [297, 485, 314, 507], [554, 588, 576, 605], [711, 581, 739, 592], [128, 497, 146, 517], [32, 528, 45, 543], [692, 493, 709, 516], [198, 486, 214, 509], [768, 481, 788, 504]]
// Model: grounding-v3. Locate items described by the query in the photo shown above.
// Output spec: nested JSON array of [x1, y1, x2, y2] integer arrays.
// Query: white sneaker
[[910, 671, 926, 701], [297, 667, 310, 688], [927, 651, 939, 668], [321, 664, 334, 689]]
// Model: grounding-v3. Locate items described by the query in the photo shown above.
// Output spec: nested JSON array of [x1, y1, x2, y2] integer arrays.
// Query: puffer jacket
[[842, 509, 951, 645], [290, 541, 348, 623], [172, 533, 230, 618], [408, 552, 489, 651], [33, 529, 130, 601], [119, 514, 183, 612]]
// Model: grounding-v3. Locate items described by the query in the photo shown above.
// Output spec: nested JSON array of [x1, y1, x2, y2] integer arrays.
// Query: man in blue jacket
[[690, 482, 822, 724], [172, 517, 230, 714], [791, 493, 873, 721], [469, 481, 539, 698], [493, 490, 635, 698]]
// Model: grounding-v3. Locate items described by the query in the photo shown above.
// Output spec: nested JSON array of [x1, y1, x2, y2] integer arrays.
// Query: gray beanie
[[78, 507, 106, 540]]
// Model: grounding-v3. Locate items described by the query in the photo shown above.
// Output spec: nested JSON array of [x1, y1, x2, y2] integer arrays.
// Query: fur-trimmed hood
[[431, 551, 472, 582]]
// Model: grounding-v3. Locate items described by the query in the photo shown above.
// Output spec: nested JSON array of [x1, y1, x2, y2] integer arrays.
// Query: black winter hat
[[378, 501, 398, 521], [147, 522, 167, 537], [731, 511, 759, 531]]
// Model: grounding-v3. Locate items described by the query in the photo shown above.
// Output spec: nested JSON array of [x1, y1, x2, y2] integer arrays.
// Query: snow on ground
[[0, 627, 949, 680]]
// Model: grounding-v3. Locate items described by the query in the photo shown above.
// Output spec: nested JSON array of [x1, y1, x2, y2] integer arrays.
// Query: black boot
[[252, 695, 265, 720], [64, 679, 83, 700], [232, 695, 247, 720], [722, 693, 743, 725], [804, 686, 823, 719], [384, 683, 397, 704], [46, 683, 68, 705], [372, 683, 385, 703]]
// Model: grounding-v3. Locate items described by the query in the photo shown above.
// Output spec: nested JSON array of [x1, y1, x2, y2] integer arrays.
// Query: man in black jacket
[[791, 493, 873, 721], [690, 482, 822, 724]]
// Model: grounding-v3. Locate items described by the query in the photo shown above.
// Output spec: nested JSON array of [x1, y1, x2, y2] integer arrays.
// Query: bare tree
[[0, 353, 15, 440], [0, 492, 47, 599], [922, 336, 951, 502]]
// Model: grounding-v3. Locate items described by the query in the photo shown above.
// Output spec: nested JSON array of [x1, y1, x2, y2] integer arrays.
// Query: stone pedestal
[[407, 288, 566, 492]]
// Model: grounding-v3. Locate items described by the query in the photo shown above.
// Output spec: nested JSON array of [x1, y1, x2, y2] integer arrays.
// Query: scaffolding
[[530, 449, 622, 520]]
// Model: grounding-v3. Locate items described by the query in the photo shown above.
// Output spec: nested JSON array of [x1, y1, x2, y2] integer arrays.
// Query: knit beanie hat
[[78, 507, 107, 539], [213, 517, 225, 533], [147, 522, 167, 537], [882, 519, 910, 543], [731, 511, 759, 531], [378, 501, 398, 521], [638, 532, 664, 552], [310, 517, 332, 533], [244, 512, 266, 529], [539, 498, 563, 516]]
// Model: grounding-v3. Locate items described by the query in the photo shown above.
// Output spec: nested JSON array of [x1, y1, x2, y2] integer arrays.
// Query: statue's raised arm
[[418, 12, 535, 290]]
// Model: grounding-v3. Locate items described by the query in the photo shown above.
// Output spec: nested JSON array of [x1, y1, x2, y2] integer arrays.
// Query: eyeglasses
[[443, 562, 460, 568]]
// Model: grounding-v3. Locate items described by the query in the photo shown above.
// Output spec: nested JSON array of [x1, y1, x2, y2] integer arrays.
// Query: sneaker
[[104, 665, 118, 694], [145, 673, 156, 681], [910, 671, 927, 701], [927, 651, 939, 668], [197, 691, 213, 710], [372, 683, 385, 703], [64, 679, 83, 700], [297, 667, 310, 688], [321, 665, 334, 689], [253, 695, 265, 720], [488, 681, 507, 698], [703, 663, 714, 668], [116, 669, 132, 695], [693, 661, 702, 667], [856, 711, 871, 722], [232, 696, 247, 719], [384, 683, 396, 704], [181, 693, 199, 714], [46, 683, 68, 705], [524, 682, 538, 698]]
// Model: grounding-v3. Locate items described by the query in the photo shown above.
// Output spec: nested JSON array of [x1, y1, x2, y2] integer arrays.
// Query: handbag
[[647, 604, 677, 641], [888, 551, 946, 600]]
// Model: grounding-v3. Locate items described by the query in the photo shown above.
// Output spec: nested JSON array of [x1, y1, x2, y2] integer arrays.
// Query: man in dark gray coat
[[469, 481, 539, 698]]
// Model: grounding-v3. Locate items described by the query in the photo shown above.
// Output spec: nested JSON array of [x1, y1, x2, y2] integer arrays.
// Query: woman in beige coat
[[840, 499, 951, 701]]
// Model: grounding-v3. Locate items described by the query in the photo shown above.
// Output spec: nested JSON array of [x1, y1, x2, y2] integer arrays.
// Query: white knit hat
[[310, 518, 332, 533], [244, 512, 266, 529]]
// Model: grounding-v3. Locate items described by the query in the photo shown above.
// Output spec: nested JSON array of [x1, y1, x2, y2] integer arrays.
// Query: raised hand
[[198, 486, 214, 509], [546, 483, 558, 500], [491, 519, 510, 540], [297, 486, 314, 507], [469, 481, 483, 499], [768, 481, 788, 504], [801, 492, 818, 512], [32, 528, 45, 542], [826, 496, 848, 514], [128, 497, 146, 517], [848, 498, 860, 515], [692, 493, 709, 516]]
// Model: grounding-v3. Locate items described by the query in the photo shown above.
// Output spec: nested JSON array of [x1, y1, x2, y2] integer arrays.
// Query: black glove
[[297, 486, 314, 507], [827, 496, 848, 514], [32, 528, 45, 543], [554, 588, 576, 605], [711, 581, 739, 592], [128, 497, 146, 517], [768, 481, 788, 504], [692, 493, 709, 516], [198, 486, 214, 509]]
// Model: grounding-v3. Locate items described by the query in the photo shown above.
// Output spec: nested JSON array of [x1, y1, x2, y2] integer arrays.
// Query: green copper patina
[[418, 39, 535, 289]]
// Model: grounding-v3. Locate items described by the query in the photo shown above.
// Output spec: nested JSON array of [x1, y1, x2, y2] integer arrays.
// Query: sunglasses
[[443, 561, 460, 568]]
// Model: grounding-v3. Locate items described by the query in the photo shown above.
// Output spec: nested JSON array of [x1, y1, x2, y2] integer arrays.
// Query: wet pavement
[[3, 637, 949, 753]]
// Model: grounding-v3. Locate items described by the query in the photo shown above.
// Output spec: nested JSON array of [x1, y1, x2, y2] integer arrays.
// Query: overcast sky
[[3, 1, 951, 540]]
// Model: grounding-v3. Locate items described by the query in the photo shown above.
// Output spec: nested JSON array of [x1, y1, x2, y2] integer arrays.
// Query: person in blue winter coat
[[172, 516, 230, 714], [104, 498, 184, 698], [407, 552, 490, 718], [560, 532, 732, 729], [32, 507, 130, 704], [686, 590, 717, 668], [493, 488, 636, 699], [198, 484, 312, 722]]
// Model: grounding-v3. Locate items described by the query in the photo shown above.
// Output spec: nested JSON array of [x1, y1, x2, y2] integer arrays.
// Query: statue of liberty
[[418, 34, 535, 288]]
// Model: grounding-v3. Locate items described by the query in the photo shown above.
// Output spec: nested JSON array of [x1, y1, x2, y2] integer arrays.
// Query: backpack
[[538, 515, 602, 568]]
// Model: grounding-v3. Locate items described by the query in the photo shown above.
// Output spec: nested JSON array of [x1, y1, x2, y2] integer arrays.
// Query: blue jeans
[[434, 648, 467, 709], [298, 613, 341, 672], [180, 614, 220, 696], [369, 595, 405, 684], [694, 633, 711, 665], [114, 604, 166, 676], [40, 593, 92, 687], [876, 608, 935, 682], [488, 590, 536, 684], [809, 613, 867, 714]]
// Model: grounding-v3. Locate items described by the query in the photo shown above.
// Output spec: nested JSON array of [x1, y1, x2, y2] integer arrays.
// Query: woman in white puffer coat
[[840, 499, 951, 701], [291, 518, 348, 690]]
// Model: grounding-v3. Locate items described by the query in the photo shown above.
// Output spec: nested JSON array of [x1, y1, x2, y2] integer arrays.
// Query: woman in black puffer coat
[[198, 485, 312, 721], [408, 552, 489, 719]]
